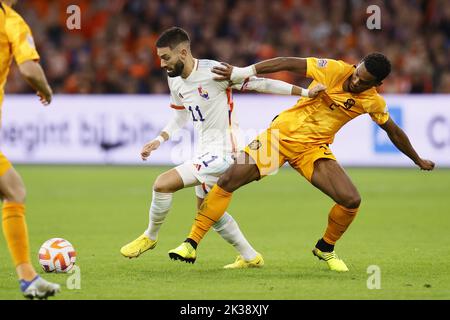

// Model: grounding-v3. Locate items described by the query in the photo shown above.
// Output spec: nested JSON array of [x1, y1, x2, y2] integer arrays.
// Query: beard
[[166, 60, 185, 78]]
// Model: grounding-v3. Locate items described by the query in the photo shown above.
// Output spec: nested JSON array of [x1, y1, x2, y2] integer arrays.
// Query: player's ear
[[178, 44, 189, 60], [176, 48, 184, 62]]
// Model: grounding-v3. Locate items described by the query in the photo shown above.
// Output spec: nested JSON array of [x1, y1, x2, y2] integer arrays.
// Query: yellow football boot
[[120, 234, 157, 258], [312, 248, 349, 272], [223, 253, 264, 269], [168, 242, 196, 264]]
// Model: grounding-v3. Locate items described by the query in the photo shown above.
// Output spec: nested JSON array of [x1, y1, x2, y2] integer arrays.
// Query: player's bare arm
[[379, 117, 435, 171], [214, 62, 325, 98], [213, 58, 307, 82], [234, 74, 326, 97], [18, 60, 53, 106]]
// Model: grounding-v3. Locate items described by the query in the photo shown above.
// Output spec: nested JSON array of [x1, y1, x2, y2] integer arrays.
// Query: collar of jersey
[[184, 58, 198, 81]]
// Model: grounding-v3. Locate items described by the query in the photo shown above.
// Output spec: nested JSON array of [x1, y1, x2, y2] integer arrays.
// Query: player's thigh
[[217, 152, 261, 192], [311, 158, 361, 208], [0, 163, 26, 203], [219, 127, 289, 193], [153, 167, 187, 193], [245, 128, 286, 177]]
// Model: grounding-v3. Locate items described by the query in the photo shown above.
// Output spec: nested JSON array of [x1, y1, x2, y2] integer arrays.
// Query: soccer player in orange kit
[[168, 53, 435, 271], [0, 0, 60, 298]]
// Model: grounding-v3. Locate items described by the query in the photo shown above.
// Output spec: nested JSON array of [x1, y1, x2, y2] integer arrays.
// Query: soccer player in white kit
[[120, 27, 326, 268]]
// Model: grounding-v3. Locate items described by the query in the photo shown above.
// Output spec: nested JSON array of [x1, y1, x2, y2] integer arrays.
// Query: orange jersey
[[0, 2, 40, 106], [275, 57, 389, 145]]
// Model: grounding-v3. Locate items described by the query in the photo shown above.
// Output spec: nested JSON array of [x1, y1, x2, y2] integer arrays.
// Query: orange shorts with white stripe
[[0, 151, 12, 177], [244, 129, 336, 182]]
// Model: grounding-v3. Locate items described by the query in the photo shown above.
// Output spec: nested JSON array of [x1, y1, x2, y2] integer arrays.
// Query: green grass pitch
[[0, 165, 449, 300]]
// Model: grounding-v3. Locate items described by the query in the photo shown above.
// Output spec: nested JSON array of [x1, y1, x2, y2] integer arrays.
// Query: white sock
[[144, 191, 173, 241], [213, 212, 257, 261]]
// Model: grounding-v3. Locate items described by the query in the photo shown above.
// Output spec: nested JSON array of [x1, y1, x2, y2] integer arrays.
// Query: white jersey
[[167, 59, 243, 156], [164, 58, 297, 194]]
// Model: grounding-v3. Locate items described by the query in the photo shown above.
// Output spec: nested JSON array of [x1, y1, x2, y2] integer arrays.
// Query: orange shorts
[[244, 128, 336, 182], [0, 151, 12, 177]]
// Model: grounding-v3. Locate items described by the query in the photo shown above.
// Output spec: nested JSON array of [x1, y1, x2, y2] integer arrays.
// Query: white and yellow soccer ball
[[38, 238, 77, 273]]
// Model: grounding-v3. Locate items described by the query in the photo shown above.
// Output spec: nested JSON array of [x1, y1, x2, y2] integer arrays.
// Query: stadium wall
[[1, 94, 449, 167]]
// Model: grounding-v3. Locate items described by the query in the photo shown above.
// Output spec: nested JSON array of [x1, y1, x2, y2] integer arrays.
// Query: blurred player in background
[[120, 27, 326, 268], [170, 53, 435, 271], [0, 0, 59, 298]]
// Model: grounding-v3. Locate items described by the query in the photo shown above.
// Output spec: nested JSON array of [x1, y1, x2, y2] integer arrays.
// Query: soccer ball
[[38, 238, 77, 273]]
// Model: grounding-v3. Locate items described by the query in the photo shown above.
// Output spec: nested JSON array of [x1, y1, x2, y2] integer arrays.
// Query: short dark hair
[[363, 52, 392, 83], [156, 27, 190, 49]]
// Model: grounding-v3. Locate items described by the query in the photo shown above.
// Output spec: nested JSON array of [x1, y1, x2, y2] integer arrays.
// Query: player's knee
[[153, 175, 172, 193], [340, 194, 361, 209], [3, 184, 26, 203], [217, 171, 237, 192]]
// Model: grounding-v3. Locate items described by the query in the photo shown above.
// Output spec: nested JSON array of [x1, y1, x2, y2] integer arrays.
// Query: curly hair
[[363, 53, 392, 82]]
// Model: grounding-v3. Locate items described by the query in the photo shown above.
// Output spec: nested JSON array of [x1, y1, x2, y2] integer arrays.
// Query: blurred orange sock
[[2, 202, 30, 266], [323, 204, 359, 245], [188, 185, 232, 244]]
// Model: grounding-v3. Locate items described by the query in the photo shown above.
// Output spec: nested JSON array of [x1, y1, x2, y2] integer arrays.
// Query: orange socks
[[188, 185, 232, 244], [2, 202, 30, 266], [323, 204, 359, 245]]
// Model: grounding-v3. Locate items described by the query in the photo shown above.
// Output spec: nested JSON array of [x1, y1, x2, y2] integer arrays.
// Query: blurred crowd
[[5, 0, 450, 94]]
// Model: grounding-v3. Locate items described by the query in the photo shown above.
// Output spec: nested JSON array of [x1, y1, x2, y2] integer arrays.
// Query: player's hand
[[37, 89, 52, 106], [416, 159, 435, 171], [308, 83, 327, 98], [141, 140, 161, 161], [212, 62, 233, 81]]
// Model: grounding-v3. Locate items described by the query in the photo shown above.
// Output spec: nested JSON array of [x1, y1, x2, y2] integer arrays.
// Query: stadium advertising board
[[1, 95, 448, 167]]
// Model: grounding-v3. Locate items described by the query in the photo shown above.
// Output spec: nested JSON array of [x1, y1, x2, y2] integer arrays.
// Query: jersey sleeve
[[162, 108, 190, 138], [230, 76, 293, 95], [167, 78, 185, 110], [207, 60, 232, 91], [306, 57, 348, 86], [367, 94, 390, 125], [5, 9, 40, 65]]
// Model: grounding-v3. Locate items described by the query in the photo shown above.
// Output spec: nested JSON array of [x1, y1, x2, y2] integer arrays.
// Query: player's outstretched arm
[[232, 76, 326, 98], [212, 58, 307, 83], [18, 60, 53, 106], [379, 117, 435, 170]]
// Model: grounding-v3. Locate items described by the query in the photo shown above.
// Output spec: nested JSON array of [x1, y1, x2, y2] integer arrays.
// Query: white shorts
[[175, 152, 235, 198]]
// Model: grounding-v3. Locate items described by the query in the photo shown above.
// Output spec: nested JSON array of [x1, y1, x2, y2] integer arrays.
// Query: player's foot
[[223, 253, 264, 269], [21, 276, 60, 300], [120, 234, 157, 258], [168, 242, 196, 264], [312, 248, 349, 272]]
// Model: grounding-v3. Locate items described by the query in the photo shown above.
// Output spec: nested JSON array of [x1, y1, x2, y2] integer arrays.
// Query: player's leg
[[120, 167, 188, 258], [196, 189, 263, 268], [144, 168, 186, 240], [0, 166, 34, 280], [311, 158, 361, 244], [168, 153, 261, 263], [186, 129, 286, 248], [169, 129, 285, 263], [310, 158, 361, 271], [187, 151, 261, 246], [0, 157, 60, 298]]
